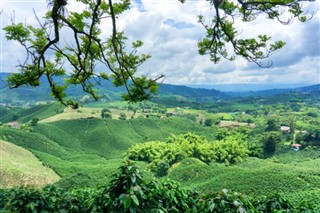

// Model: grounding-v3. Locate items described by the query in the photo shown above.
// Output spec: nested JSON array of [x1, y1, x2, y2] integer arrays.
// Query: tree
[[260, 131, 282, 156], [31, 118, 40, 126], [215, 128, 230, 140], [204, 118, 213, 127], [3, 0, 315, 107], [265, 118, 278, 132], [287, 116, 296, 133], [101, 108, 112, 119], [119, 112, 127, 120]]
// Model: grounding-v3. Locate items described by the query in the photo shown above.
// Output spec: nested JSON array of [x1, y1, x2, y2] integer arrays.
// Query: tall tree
[[265, 118, 278, 132], [260, 131, 282, 156], [3, 0, 315, 107]]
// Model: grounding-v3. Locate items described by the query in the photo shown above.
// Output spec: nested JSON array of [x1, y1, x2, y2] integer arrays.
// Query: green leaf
[[131, 194, 139, 206]]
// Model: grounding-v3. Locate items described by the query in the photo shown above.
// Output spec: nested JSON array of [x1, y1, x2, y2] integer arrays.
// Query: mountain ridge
[[1, 72, 319, 105]]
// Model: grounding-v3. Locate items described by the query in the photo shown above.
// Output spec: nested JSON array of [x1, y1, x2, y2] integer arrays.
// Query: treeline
[[1, 161, 317, 212]]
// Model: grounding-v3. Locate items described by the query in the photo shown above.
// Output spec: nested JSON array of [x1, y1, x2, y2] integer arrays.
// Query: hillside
[[1, 72, 227, 106], [0, 117, 215, 188], [0, 103, 65, 124], [0, 140, 60, 188], [0, 99, 319, 210], [168, 156, 320, 206]]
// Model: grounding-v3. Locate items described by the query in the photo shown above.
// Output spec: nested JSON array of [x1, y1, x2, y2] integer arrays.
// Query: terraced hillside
[[0, 117, 215, 189]]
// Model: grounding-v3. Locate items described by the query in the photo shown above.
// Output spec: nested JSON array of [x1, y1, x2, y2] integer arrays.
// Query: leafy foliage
[[1, 161, 317, 212], [126, 133, 250, 175], [3, 0, 161, 107], [101, 108, 112, 119], [193, 0, 314, 67]]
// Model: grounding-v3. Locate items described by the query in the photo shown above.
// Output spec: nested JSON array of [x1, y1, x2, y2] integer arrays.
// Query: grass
[[40, 106, 149, 123], [84, 100, 156, 108], [40, 107, 102, 123], [218, 120, 255, 128], [0, 140, 60, 188]]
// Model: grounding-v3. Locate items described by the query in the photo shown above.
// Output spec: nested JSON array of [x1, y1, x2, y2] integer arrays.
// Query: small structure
[[280, 126, 291, 133], [166, 112, 177, 117], [7, 122, 20, 129], [291, 144, 302, 152]]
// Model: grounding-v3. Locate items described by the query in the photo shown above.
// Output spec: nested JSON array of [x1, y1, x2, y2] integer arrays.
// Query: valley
[[0, 82, 319, 211]]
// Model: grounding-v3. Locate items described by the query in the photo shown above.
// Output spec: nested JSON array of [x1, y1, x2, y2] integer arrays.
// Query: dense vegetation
[[1, 161, 319, 212], [1, 0, 318, 209], [0, 84, 319, 211], [126, 132, 250, 176]]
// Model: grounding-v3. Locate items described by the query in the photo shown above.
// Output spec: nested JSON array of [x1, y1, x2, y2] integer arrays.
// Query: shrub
[[126, 133, 250, 176]]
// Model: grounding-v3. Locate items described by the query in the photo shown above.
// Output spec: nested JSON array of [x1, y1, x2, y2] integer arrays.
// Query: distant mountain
[[226, 84, 320, 97], [0, 73, 227, 105], [187, 83, 312, 92], [1, 72, 319, 105], [158, 84, 227, 100], [0, 72, 125, 105]]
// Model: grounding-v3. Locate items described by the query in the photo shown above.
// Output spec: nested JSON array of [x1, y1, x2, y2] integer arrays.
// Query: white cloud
[[1, 0, 319, 86]]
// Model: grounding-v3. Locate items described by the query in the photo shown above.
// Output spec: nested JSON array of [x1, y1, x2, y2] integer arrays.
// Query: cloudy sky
[[1, 0, 319, 87]]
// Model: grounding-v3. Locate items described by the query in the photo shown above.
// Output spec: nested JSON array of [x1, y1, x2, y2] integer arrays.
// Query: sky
[[0, 0, 319, 87]]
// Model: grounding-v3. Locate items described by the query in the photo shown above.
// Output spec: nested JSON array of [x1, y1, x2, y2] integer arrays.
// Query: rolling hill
[[0, 116, 216, 189], [0, 140, 60, 188]]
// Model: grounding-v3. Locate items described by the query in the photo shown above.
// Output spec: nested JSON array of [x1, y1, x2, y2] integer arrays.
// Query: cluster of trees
[[101, 108, 112, 119], [296, 128, 320, 147], [126, 133, 250, 176]]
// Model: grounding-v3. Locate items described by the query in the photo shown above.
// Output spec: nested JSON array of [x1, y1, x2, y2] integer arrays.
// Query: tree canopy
[[3, 0, 315, 107]]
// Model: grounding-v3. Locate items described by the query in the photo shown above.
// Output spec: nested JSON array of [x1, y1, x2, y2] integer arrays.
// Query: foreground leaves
[[1, 161, 318, 212]]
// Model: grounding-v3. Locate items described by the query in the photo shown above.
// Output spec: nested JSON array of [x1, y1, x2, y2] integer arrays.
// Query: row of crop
[[1, 161, 318, 212]]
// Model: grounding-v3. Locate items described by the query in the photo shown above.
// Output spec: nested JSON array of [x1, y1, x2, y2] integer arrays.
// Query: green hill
[[0, 103, 64, 123], [0, 101, 319, 209], [0, 140, 60, 188], [168, 156, 320, 208], [0, 117, 215, 189]]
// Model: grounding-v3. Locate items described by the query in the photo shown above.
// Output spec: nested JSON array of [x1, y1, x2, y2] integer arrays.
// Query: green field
[[0, 116, 215, 189], [0, 98, 319, 210], [0, 140, 60, 188], [0, 103, 64, 124]]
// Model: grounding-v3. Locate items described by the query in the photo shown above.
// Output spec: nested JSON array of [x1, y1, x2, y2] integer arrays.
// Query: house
[[166, 112, 177, 117], [280, 126, 291, 133], [7, 122, 20, 129], [291, 144, 302, 152]]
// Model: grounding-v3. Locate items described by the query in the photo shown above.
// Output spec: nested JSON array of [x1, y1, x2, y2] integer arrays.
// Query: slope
[[0, 117, 215, 189], [0, 103, 65, 123], [0, 140, 60, 188]]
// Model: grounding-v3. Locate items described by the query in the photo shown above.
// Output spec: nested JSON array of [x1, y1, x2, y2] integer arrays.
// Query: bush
[[126, 133, 250, 176]]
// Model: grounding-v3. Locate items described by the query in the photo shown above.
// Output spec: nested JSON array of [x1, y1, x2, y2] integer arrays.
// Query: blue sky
[[0, 0, 319, 86]]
